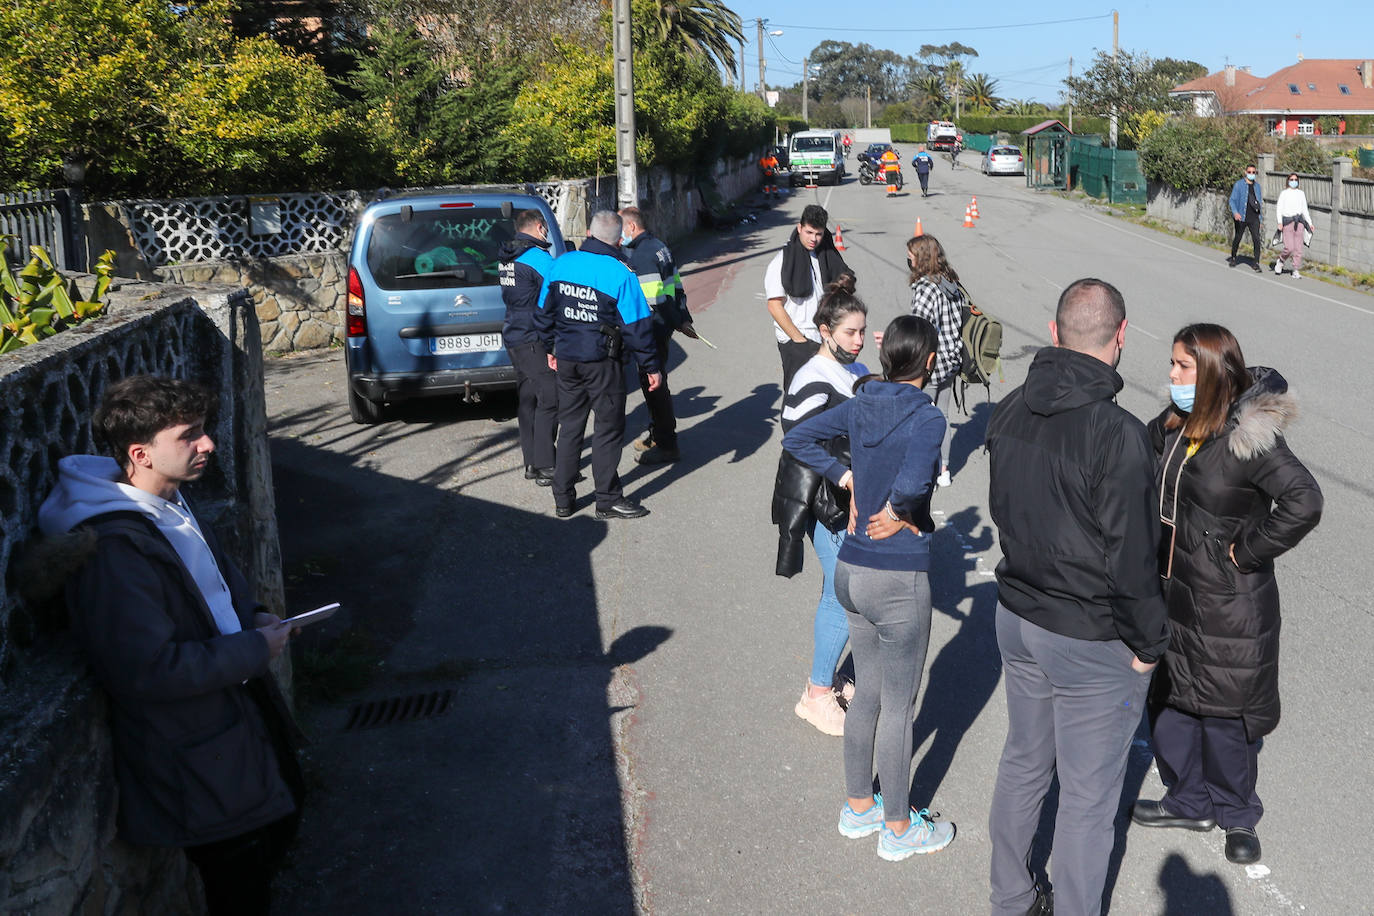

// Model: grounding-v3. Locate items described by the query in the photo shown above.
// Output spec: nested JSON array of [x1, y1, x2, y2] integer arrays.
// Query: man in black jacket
[[38, 376, 302, 916], [985, 279, 1170, 916]]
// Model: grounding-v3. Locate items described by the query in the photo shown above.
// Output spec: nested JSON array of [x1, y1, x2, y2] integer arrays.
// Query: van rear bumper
[[350, 366, 518, 403]]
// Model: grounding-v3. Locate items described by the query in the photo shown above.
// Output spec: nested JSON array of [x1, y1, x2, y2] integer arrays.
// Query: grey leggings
[[835, 561, 933, 815]]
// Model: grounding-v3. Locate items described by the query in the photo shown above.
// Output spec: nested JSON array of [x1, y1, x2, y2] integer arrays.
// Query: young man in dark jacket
[[619, 207, 697, 465], [38, 376, 302, 916], [985, 279, 1170, 916], [498, 208, 559, 484], [537, 210, 662, 519]]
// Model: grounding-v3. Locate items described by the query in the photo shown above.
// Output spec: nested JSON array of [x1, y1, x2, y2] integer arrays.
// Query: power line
[[765, 12, 1111, 34], [767, 34, 800, 65]]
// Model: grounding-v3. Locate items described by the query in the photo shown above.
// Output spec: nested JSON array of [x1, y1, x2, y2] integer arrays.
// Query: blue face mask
[[1244, 172, 1256, 182], [1170, 383, 1195, 412], [620, 233, 632, 246], [1288, 180, 1299, 188]]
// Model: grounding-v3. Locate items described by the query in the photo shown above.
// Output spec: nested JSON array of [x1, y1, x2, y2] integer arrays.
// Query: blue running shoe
[[837, 794, 885, 839], [877, 808, 955, 861]]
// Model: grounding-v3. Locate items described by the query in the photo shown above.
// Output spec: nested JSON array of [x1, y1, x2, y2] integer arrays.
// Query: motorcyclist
[[842, 134, 852, 157]]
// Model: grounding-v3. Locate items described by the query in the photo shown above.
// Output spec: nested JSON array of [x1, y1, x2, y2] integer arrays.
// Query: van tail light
[[346, 267, 366, 337]]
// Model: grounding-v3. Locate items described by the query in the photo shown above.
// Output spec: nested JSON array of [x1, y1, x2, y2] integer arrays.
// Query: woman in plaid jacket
[[906, 235, 963, 487]]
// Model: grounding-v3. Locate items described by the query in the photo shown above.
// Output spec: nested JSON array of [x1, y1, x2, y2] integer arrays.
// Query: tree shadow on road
[[269, 392, 670, 914], [621, 383, 779, 503]]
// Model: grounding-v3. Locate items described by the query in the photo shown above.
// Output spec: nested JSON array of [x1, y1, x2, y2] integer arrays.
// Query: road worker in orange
[[879, 147, 902, 195], [760, 151, 782, 200]]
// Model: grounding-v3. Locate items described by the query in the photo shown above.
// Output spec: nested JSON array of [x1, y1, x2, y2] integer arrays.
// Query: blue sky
[[733, 2, 1372, 103]]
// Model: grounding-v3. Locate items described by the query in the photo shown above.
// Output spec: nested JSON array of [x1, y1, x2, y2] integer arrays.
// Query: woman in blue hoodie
[[782, 315, 955, 862]]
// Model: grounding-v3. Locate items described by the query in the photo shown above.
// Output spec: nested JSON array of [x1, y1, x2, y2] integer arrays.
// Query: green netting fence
[[1069, 138, 1147, 205]]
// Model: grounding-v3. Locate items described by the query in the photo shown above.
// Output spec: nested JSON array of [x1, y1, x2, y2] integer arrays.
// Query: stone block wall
[[0, 279, 285, 914]]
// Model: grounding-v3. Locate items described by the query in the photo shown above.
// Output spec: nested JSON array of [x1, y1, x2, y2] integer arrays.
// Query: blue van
[[344, 191, 566, 423]]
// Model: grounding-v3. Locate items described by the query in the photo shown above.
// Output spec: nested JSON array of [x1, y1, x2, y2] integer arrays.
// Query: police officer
[[498, 209, 558, 485], [619, 207, 697, 465], [537, 210, 662, 519]]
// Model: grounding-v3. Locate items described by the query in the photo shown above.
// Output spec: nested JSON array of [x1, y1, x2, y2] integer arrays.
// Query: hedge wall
[[889, 115, 1111, 144]]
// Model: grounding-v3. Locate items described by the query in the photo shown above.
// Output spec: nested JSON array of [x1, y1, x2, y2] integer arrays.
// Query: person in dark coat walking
[[1131, 324, 1322, 866]]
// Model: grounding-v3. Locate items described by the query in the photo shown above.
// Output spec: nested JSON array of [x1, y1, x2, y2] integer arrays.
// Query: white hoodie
[[38, 455, 242, 635]]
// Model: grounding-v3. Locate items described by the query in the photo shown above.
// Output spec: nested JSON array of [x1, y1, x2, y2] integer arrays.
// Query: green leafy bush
[[1, 236, 114, 353], [1275, 137, 1332, 175], [1140, 117, 1265, 192]]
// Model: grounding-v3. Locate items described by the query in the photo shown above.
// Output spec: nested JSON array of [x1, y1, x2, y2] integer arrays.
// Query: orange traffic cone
[[913, 218, 924, 238], [834, 223, 847, 252], [962, 206, 975, 228], [970, 196, 980, 219]]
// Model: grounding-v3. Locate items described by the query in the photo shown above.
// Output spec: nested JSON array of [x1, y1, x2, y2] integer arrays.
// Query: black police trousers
[[554, 357, 626, 511]]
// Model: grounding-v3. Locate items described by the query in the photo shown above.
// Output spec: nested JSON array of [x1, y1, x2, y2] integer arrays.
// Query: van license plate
[[430, 333, 503, 354]]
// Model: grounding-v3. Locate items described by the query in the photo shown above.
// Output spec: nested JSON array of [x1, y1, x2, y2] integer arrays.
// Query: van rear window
[[366, 208, 514, 290]]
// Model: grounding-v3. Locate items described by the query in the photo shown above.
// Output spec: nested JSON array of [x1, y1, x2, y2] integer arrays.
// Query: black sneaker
[[1130, 799, 1216, 832], [1250, 262, 1262, 272], [555, 504, 574, 518], [637, 444, 680, 466], [1226, 256, 1238, 267], [596, 499, 649, 520], [533, 467, 555, 487]]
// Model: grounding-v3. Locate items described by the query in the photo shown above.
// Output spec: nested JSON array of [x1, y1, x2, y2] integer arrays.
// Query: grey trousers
[[834, 562, 933, 815], [988, 604, 1152, 916]]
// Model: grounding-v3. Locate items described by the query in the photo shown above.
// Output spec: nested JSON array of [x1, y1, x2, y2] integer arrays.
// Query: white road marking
[[1082, 214, 1374, 317], [1128, 323, 1161, 341]]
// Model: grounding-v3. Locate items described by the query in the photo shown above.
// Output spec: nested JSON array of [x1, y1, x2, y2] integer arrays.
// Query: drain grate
[[344, 689, 453, 730]]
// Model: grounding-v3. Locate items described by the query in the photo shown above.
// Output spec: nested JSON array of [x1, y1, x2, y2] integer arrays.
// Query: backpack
[[953, 282, 1003, 414]]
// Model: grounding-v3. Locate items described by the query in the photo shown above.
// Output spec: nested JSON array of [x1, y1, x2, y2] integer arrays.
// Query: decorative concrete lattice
[[122, 192, 361, 267]]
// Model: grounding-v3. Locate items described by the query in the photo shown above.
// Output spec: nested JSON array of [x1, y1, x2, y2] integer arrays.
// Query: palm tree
[[1003, 98, 1042, 115], [639, 0, 744, 78], [961, 73, 1002, 111], [911, 73, 947, 117]]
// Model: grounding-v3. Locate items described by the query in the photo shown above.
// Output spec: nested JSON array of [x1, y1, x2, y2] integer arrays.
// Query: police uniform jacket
[[536, 237, 660, 373], [622, 232, 690, 331], [497, 232, 554, 346]]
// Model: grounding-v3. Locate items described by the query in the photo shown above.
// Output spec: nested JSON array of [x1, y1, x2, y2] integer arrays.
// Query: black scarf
[[780, 228, 852, 300]]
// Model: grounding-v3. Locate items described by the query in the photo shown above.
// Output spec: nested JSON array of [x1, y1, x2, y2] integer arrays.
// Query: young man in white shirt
[[764, 204, 853, 391]]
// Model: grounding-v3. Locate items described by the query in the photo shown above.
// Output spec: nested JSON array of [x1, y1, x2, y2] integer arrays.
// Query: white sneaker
[[1291, 270, 1302, 279], [936, 470, 952, 488], [1274, 260, 1283, 274], [795, 687, 845, 736]]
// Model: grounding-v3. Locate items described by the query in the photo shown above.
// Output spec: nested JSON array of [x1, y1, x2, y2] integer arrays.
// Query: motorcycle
[[859, 160, 903, 190]]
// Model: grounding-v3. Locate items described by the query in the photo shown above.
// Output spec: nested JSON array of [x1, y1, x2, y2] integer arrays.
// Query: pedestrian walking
[[985, 279, 1170, 916], [36, 376, 304, 916], [1228, 165, 1264, 271], [498, 208, 559, 485], [912, 144, 935, 197], [765, 204, 853, 392], [1273, 173, 1313, 278], [772, 274, 869, 736], [783, 315, 956, 862], [906, 234, 963, 488], [537, 210, 662, 519], [1130, 324, 1322, 866], [619, 207, 698, 465]]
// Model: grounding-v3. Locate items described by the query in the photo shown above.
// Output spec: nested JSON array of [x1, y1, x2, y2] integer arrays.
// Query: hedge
[[888, 115, 1111, 144]]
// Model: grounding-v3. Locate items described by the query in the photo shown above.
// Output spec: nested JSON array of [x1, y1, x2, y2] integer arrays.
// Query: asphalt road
[[266, 152, 1373, 915]]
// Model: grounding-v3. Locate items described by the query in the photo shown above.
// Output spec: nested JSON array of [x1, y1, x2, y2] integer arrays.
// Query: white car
[[982, 145, 1025, 176]]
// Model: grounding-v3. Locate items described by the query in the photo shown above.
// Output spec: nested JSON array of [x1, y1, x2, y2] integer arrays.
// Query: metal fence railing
[[0, 190, 69, 270]]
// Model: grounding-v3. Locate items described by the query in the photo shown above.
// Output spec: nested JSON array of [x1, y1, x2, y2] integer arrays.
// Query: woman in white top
[[1274, 172, 1313, 279]]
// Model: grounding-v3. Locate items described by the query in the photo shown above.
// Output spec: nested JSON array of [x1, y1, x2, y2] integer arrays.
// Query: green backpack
[[953, 282, 1003, 414]]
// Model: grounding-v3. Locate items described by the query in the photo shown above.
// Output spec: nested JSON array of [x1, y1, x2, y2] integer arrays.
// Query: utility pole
[[802, 56, 809, 122], [612, 0, 638, 208], [738, 37, 745, 91], [1068, 56, 1074, 133], [866, 86, 871, 128], [756, 18, 766, 98], [1109, 9, 1119, 147]]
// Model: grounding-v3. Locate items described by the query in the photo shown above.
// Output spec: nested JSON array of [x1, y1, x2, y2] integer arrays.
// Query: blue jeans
[[808, 520, 849, 687]]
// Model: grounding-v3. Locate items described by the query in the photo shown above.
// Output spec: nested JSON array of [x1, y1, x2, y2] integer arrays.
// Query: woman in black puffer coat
[[1131, 323, 1322, 867]]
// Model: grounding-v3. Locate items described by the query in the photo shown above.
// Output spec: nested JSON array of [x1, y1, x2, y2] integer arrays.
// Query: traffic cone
[[913, 218, 924, 238], [970, 196, 980, 219], [834, 223, 847, 252], [962, 206, 975, 228]]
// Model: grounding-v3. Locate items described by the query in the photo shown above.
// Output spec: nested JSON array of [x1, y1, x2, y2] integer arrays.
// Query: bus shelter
[[1021, 120, 1072, 190]]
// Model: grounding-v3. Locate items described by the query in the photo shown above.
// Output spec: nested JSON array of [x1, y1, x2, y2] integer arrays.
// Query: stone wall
[[0, 280, 285, 914], [1146, 155, 1374, 274], [86, 155, 764, 355]]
